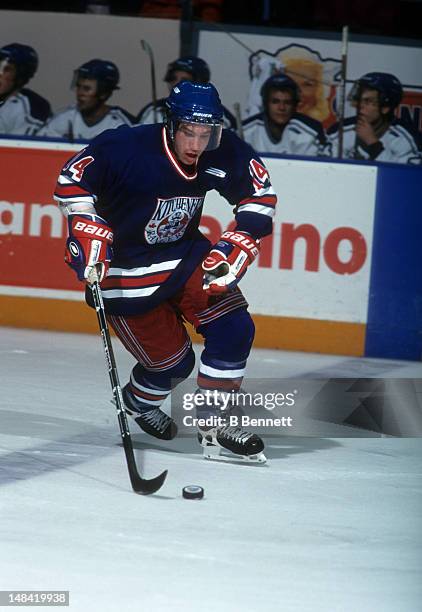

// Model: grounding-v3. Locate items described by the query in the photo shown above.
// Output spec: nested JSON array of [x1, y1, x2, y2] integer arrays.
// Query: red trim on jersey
[[162, 127, 198, 181], [239, 196, 277, 206], [54, 183, 91, 197], [101, 272, 170, 289]]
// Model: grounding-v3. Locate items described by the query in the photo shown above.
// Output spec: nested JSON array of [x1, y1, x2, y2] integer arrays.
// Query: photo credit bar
[[170, 378, 422, 438]]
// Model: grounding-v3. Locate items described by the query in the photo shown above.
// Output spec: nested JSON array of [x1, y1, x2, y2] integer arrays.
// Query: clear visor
[[177, 119, 223, 151], [348, 82, 360, 105], [70, 70, 81, 90]]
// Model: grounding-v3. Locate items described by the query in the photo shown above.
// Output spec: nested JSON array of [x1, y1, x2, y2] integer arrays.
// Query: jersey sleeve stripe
[[54, 183, 92, 197], [239, 195, 276, 206], [236, 203, 275, 217], [53, 193, 95, 205], [57, 175, 73, 185]]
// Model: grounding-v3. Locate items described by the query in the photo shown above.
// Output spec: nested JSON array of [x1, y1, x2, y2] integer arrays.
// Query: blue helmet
[[74, 59, 120, 95], [165, 81, 224, 150], [261, 74, 300, 107], [352, 72, 403, 110], [0, 43, 38, 85], [164, 56, 211, 84]]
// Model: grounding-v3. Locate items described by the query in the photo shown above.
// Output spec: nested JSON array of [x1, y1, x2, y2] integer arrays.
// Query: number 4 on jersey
[[249, 158, 269, 194], [249, 158, 269, 187], [68, 155, 94, 181]]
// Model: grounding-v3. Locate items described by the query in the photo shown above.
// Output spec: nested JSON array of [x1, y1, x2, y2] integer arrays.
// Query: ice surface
[[0, 328, 421, 611]]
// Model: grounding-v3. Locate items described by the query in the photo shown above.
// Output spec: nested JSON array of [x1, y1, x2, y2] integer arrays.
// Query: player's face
[[0, 60, 17, 97], [174, 122, 212, 165], [167, 70, 193, 90], [357, 88, 383, 123], [267, 90, 295, 125], [76, 78, 102, 112]]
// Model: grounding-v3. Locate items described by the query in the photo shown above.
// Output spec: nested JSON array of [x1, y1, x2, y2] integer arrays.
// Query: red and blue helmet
[[0, 43, 38, 85], [165, 80, 224, 150]]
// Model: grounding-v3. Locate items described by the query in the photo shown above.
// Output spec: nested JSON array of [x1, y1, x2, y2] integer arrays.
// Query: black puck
[[182, 485, 204, 500]]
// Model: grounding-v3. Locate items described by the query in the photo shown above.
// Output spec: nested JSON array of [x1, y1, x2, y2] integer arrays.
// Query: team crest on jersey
[[145, 196, 204, 244]]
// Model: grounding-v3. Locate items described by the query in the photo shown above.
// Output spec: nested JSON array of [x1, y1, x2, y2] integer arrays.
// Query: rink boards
[[0, 139, 421, 359]]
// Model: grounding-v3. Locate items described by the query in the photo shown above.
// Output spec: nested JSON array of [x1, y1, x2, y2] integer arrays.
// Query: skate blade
[[202, 445, 267, 465]]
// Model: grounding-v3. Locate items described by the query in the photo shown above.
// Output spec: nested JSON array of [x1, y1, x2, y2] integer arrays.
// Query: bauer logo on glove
[[202, 231, 260, 294], [65, 213, 113, 284]]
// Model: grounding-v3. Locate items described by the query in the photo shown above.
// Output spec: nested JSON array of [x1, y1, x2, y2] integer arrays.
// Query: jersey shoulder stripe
[[390, 118, 422, 149], [242, 112, 264, 127], [108, 106, 137, 124], [20, 88, 51, 122], [292, 112, 325, 135]]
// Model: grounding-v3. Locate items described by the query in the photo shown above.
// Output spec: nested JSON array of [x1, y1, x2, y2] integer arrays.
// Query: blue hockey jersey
[[54, 124, 277, 315]]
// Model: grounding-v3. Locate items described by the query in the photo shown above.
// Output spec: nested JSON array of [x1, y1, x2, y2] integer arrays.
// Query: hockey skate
[[197, 421, 266, 464], [121, 384, 178, 441]]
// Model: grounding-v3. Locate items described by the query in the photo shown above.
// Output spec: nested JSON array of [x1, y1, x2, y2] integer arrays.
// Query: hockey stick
[[140, 39, 158, 123], [337, 25, 349, 159], [90, 277, 167, 495]]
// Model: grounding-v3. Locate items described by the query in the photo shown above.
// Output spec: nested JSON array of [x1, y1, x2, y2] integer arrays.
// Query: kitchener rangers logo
[[145, 196, 204, 244]]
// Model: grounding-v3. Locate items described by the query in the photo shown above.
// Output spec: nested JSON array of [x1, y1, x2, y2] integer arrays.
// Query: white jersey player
[[242, 74, 328, 157], [137, 55, 237, 130], [38, 59, 135, 142], [0, 43, 51, 136], [327, 72, 422, 164]]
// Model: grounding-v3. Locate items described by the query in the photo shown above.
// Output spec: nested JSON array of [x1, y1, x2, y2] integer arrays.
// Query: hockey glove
[[202, 231, 259, 294], [65, 213, 113, 284]]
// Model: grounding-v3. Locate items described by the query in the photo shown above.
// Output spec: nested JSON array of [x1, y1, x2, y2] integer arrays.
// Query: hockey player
[[38, 59, 135, 141], [327, 72, 422, 163], [137, 55, 236, 130], [54, 81, 277, 464], [242, 74, 328, 157], [0, 43, 51, 136]]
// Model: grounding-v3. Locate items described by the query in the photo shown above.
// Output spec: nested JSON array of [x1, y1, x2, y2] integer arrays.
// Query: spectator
[[327, 72, 422, 163], [38, 59, 135, 141], [138, 0, 223, 22], [137, 55, 236, 130], [0, 43, 51, 136], [242, 74, 328, 156]]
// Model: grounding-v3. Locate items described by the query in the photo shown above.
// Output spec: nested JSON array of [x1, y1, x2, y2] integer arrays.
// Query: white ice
[[0, 327, 421, 612]]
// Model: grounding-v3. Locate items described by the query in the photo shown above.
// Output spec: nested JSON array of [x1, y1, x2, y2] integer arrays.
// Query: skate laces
[[141, 409, 171, 433], [219, 426, 253, 443]]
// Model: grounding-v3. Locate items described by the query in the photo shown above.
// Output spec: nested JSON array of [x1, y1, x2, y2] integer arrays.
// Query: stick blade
[[131, 469, 168, 495]]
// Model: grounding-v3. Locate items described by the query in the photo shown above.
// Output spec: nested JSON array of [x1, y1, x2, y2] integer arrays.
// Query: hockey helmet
[[0, 43, 38, 85], [73, 59, 120, 95], [261, 74, 300, 107], [164, 56, 211, 84], [351, 72, 403, 110], [165, 80, 224, 150]]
